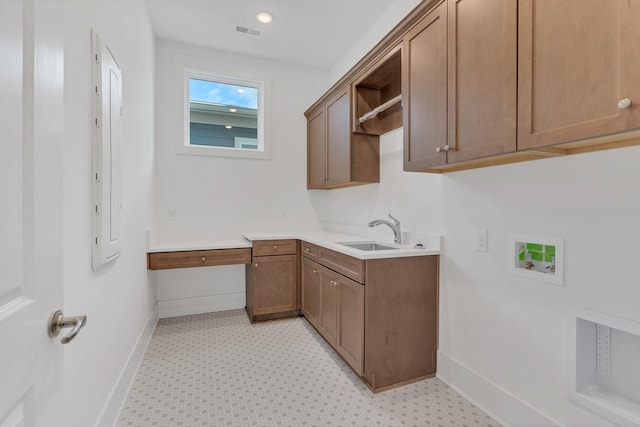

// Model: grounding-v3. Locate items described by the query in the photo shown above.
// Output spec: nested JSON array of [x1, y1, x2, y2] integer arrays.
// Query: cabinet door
[[518, 0, 640, 149], [307, 107, 326, 189], [402, 2, 448, 171], [317, 269, 339, 347], [447, 0, 517, 163], [325, 89, 351, 186], [336, 275, 364, 375], [301, 257, 320, 328], [252, 255, 297, 316]]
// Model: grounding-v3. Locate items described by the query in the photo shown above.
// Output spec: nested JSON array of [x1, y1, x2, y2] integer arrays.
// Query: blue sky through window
[[189, 79, 258, 109]]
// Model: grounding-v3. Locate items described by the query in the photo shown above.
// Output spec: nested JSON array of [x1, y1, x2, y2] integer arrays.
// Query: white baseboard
[[158, 292, 245, 318], [437, 351, 561, 427], [94, 304, 159, 427]]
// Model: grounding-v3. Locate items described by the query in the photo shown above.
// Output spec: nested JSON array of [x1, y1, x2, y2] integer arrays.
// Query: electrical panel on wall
[[92, 31, 122, 271]]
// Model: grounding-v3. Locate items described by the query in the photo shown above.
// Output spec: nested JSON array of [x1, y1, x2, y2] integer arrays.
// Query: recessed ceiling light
[[256, 12, 273, 24], [225, 125, 233, 129], [229, 108, 237, 112]]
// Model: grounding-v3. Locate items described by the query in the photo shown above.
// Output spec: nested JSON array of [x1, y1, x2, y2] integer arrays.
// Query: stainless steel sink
[[338, 242, 399, 251]]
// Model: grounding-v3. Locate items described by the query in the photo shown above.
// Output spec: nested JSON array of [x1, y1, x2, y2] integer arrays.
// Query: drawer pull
[[305, 248, 310, 252], [273, 245, 278, 250], [312, 269, 318, 274], [201, 257, 206, 262], [254, 263, 258, 268]]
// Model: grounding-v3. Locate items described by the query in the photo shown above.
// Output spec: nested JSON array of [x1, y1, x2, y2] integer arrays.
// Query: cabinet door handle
[[254, 263, 258, 268], [312, 269, 318, 274], [435, 146, 442, 153], [618, 98, 632, 109]]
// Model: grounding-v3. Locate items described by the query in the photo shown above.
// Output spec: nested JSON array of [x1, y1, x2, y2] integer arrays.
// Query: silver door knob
[[618, 99, 632, 109], [48, 310, 87, 344]]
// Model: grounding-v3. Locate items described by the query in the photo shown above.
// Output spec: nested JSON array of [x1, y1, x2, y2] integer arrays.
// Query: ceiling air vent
[[235, 26, 262, 37]]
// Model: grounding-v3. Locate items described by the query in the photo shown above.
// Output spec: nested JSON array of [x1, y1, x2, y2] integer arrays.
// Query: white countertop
[[148, 238, 251, 253], [243, 231, 440, 260], [148, 231, 440, 260]]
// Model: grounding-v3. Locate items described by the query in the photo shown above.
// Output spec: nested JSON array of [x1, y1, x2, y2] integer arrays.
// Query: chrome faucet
[[368, 214, 402, 244]]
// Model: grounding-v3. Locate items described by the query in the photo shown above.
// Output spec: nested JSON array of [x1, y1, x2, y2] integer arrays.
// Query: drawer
[[300, 240, 319, 261], [318, 246, 365, 284], [148, 248, 251, 270], [252, 239, 298, 257]]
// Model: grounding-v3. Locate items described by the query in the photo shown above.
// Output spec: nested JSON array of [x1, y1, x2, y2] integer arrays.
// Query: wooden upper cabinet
[[518, 0, 640, 150], [402, 2, 448, 171], [326, 90, 352, 187], [307, 108, 326, 189], [306, 86, 380, 189], [403, 0, 517, 171], [446, 0, 517, 163]]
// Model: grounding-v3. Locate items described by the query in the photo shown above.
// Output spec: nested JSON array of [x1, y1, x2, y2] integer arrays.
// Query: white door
[[0, 0, 67, 425]]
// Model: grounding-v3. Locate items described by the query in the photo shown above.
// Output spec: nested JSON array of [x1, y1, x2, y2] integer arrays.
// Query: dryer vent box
[[567, 306, 640, 427]]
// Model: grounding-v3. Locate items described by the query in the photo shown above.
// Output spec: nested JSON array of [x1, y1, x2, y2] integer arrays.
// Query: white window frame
[[173, 55, 272, 160]]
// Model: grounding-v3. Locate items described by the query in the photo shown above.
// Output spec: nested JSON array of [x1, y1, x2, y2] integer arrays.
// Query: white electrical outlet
[[474, 230, 488, 252], [168, 209, 177, 221]]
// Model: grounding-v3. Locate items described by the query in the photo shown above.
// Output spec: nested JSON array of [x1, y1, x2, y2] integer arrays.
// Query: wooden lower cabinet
[[307, 260, 364, 375], [246, 240, 299, 323], [335, 273, 364, 376], [363, 256, 439, 391], [317, 268, 340, 348], [300, 256, 320, 328], [301, 243, 439, 391]]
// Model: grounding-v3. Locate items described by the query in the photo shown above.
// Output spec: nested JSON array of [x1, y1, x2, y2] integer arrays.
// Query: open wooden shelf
[[353, 47, 402, 136]]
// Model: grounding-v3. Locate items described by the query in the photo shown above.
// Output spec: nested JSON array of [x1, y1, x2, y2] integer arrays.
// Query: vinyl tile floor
[[117, 309, 501, 427]]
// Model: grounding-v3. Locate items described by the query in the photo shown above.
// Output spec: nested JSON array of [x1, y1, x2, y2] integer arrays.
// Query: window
[[176, 68, 271, 159]]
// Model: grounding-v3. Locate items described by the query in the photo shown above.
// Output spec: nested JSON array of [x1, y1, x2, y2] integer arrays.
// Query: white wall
[[153, 40, 329, 317], [436, 147, 640, 427], [323, 1, 640, 425], [325, 131, 640, 427], [324, 129, 445, 240], [329, 0, 422, 81], [58, 1, 156, 426]]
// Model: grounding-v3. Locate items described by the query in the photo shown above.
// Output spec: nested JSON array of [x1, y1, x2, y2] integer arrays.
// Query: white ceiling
[[147, 0, 395, 69]]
